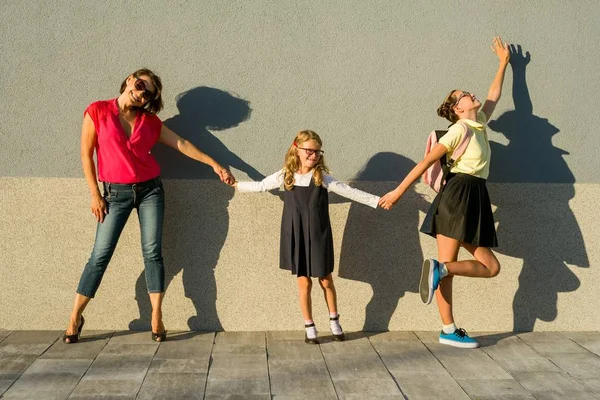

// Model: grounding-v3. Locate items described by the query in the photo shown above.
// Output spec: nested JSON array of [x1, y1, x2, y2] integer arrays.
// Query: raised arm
[[481, 36, 510, 122], [379, 143, 447, 210], [158, 124, 234, 184]]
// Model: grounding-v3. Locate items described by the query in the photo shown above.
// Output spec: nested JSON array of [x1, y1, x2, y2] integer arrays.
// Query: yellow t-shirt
[[438, 111, 491, 179]]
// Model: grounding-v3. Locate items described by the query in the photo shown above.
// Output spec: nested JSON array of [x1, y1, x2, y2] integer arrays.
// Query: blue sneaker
[[439, 328, 479, 348], [419, 259, 440, 304]]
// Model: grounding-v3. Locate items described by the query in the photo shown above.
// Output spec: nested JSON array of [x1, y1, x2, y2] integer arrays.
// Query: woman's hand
[[214, 165, 235, 185], [491, 36, 510, 65], [378, 189, 402, 210], [91, 194, 108, 222]]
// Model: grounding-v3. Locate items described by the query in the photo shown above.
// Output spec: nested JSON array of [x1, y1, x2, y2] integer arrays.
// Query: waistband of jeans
[[102, 177, 161, 190]]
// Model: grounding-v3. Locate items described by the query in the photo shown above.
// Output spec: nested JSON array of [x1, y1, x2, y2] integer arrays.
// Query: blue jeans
[[77, 177, 165, 298]]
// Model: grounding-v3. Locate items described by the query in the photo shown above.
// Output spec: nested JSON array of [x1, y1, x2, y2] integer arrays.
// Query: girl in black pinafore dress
[[236, 130, 380, 344]]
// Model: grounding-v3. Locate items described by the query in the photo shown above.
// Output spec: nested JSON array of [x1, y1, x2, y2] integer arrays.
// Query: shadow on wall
[[338, 153, 429, 331], [129, 86, 262, 331], [487, 45, 589, 331]]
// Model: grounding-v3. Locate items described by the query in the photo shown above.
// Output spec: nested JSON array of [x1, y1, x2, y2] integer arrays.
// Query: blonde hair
[[283, 130, 330, 191]]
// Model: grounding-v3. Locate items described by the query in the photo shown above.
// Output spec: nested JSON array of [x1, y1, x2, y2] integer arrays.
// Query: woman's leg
[[64, 294, 91, 341], [318, 274, 337, 314], [137, 183, 166, 335], [297, 276, 313, 321], [67, 193, 132, 340], [149, 293, 164, 336]]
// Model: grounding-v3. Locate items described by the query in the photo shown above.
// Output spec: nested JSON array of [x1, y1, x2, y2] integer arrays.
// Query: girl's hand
[[492, 36, 510, 65], [379, 189, 402, 210], [91, 194, 108, 222]]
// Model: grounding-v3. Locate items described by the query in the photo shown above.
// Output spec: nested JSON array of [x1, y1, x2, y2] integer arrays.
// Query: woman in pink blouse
[[63, 68, 234, 343]]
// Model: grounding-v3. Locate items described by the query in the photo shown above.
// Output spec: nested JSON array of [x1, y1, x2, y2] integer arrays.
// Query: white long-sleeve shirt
[[237, 169, 380, 209]]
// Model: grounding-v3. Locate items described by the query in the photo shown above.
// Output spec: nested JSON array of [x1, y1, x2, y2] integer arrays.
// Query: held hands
[[91, 193, 108, 223], [214, 165, 236, 186], [492, 36, 510, 65], [378, 189, 402, 210]]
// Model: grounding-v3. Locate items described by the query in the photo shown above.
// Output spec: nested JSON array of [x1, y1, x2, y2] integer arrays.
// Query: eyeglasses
[[297, 146, 324, 157], [454, 91, 472, 106], [134, 78, 155, 101]]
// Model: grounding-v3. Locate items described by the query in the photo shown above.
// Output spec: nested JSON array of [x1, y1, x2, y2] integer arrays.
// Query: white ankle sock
[[330, 315, 343, 336], [438, 262, 449, 278], [305, 320, 317, 339], [442, 323, 457, 334]]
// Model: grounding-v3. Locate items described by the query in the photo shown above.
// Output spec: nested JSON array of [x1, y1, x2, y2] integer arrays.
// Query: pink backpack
[[423, 122, 472, 192]]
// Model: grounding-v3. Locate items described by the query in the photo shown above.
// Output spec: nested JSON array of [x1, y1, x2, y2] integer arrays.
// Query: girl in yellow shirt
[[380, 37, 510, 349]]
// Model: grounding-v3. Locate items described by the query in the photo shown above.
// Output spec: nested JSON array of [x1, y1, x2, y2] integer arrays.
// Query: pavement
[[1, 329, 599, 399]]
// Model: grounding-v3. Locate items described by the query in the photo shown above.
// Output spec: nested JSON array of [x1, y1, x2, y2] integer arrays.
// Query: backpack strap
[[447, 121, 473, 166], [438, 121, 473, 190]]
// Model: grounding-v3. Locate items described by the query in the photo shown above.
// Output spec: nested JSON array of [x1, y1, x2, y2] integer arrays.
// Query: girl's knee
[[297, 277, 312, 289], [488, 260, 501, 277], [472, 247, 500, 278], [318, 275, 334, 289]]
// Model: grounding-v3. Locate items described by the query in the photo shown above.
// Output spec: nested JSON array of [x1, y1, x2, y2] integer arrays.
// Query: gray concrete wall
[[1, 1, 598, 331]]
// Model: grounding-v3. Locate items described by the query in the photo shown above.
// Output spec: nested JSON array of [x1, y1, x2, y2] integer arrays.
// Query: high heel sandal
[[62, 315, 85, 344], [304, 323, 319, 345], [151, 330, 167, 342], [330, 315, 345, 342]]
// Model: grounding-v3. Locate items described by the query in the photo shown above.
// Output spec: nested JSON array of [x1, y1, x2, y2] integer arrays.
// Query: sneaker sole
[[419, 259, 434, 304], [439, 337, 479, 349]]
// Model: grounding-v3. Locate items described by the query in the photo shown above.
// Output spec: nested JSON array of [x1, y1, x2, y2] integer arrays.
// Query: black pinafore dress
[[280, 179, 334, 277]]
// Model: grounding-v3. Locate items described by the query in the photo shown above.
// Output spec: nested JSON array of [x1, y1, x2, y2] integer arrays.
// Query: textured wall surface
[[1, 179, 598, 331], [1, 1, 598, 331]]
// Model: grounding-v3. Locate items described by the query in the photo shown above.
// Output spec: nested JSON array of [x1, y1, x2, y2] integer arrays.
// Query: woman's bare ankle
[[65, 316, 81, 334]]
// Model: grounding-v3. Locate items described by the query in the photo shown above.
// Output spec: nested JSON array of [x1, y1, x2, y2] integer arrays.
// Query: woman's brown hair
[[119, 68, 164, 114], [437, 89, 460, 123]]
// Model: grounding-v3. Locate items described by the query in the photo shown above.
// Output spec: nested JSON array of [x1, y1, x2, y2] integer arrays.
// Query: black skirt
[[420, 173, 498, 248]]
